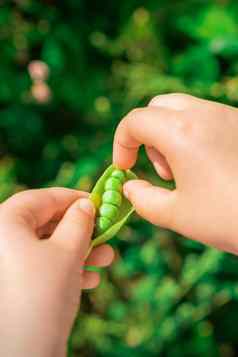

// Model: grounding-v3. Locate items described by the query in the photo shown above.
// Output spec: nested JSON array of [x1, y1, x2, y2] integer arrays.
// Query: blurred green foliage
[[1, 0, 238, 356]]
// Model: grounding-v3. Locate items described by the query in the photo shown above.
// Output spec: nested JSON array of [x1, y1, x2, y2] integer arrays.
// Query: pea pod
[[89, 164, 137, 251]]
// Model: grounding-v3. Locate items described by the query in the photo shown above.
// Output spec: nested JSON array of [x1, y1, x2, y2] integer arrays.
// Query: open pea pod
[[89, 164, 137, 251]]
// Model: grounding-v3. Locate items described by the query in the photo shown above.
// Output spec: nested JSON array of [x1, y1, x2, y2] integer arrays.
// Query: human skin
[[113, 93, 238, 255], [0, 188, 114, 357]]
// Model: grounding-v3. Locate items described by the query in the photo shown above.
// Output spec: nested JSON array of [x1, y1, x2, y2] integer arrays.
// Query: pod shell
[[89, 165, 137, 250]]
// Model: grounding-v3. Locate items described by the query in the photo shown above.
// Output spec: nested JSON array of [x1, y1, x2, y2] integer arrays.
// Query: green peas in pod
[[88, 165, 137, 253]]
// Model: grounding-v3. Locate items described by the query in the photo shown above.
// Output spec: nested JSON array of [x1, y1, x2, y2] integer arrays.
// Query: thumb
[[51, 198, 95, 260], [124, 180, 177, 229]]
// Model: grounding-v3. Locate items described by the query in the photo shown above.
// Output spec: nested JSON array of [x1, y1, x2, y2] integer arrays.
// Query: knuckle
[[169, 92, 191, 101], [126, 107, 145, 122], [149, 93, 195, 110], [151, 92, 188, 101], [115, 116, 130, 136], [149, 95, 163, 106], [168, 93, 195, 105]]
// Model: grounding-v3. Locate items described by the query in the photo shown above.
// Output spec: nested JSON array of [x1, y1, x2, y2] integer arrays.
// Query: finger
[[145, 146, 173, 181], [82, 271, 100, 289], [85, 244, 114, 267], [113, 106, 180, 169], [0, 188, 88, 231], [124, 179, 177, 228], [51, 198, 95, 259]]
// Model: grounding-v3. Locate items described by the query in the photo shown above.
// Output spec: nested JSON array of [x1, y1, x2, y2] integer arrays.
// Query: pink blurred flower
[[31, 81, 51, 104], [28, 60, 49, 81]]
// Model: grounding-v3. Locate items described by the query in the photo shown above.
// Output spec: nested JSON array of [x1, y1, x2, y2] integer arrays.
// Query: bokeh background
[[1, 0, 238, 356]]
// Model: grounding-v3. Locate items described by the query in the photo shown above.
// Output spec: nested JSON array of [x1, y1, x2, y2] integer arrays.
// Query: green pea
[[102, 190, 122, 207], [96, 216, 111, 234], [111, 169, 126, 183], [105, 177, 122, 192], [99, 203, 119, 220]]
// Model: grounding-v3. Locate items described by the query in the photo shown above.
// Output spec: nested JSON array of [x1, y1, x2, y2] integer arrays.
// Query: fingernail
[[78, 199, 95, 217], [123, 186, 129, 199], [123, 181, 133, 199], [153, 161, 161, 174]]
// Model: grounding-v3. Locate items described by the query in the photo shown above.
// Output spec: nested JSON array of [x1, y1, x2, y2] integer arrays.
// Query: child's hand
[[113, 93, 238, 254], [0, 188, 114, 357]]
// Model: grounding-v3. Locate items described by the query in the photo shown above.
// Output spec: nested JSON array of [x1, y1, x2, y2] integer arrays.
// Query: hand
[[0, 188, 114, 357], [113, 93, 238, 255]]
